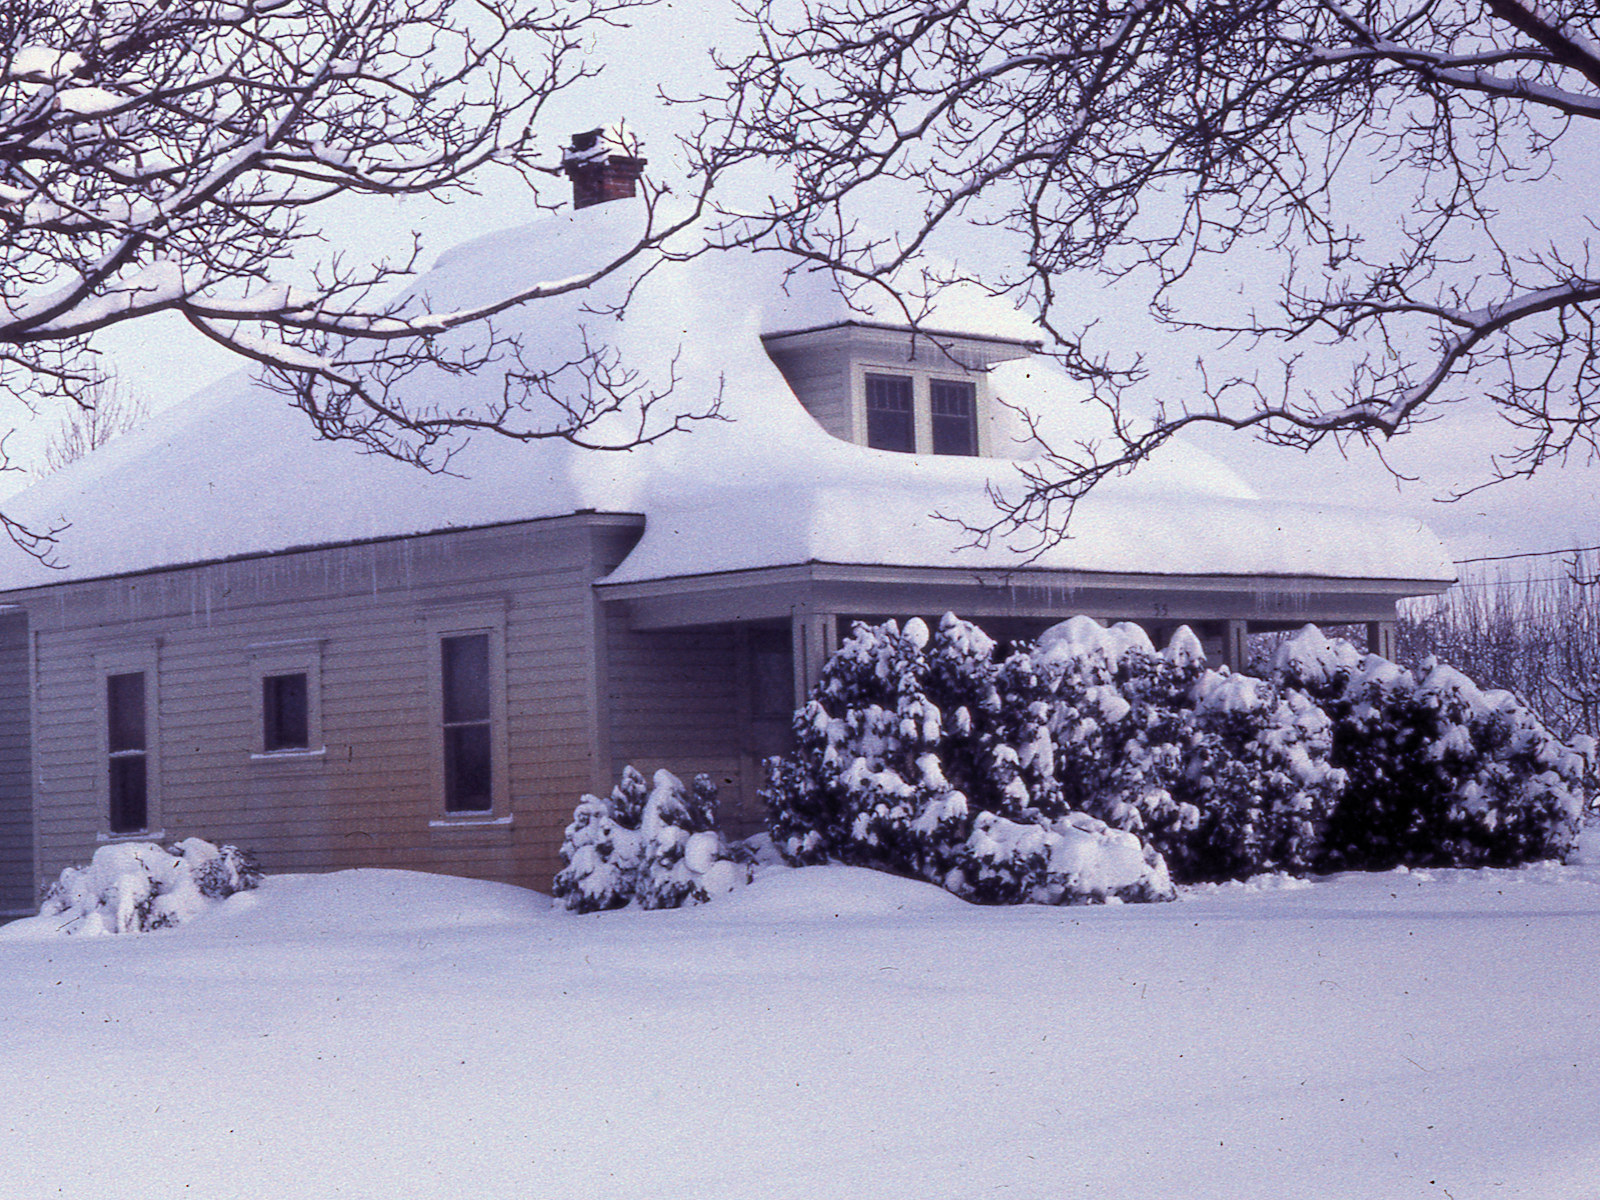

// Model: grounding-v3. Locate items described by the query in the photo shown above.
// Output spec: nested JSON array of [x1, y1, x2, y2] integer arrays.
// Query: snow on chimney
[[562, 122, 647, 210]]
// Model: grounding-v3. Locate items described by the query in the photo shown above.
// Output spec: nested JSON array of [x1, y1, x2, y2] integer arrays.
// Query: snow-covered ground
[[4, 858, 1599, 1199]]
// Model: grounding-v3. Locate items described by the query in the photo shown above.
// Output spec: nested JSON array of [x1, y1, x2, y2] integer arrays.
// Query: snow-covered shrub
[[769, 613, 1589, 891], [1018, 617, 1204, 848], [958, 810, 1174, 905], [764, 615, 1175, 904], [40, 838, 261, 935], [553, 768, 751, 912], [1273, 626, 1588, 869], [1170, 669, 1345, 881]]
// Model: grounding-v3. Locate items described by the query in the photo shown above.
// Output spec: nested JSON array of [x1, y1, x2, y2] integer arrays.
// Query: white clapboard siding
[[18, 514, 643, 895]]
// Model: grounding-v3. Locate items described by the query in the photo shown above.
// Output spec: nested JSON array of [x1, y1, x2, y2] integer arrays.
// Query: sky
[[4, 0, 1596, 566]]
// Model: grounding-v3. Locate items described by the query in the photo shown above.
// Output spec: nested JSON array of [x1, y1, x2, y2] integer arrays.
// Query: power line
[[1454, 543, 1600, 565], [1444, 575, 1583, 588]]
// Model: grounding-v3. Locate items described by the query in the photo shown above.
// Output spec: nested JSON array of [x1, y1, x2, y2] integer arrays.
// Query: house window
[[748, 627, 794, 720], [262, 673, 310, 751], [106, 671, 148, 834], [441, 633, 493, 812], [247, 639, 324, 758], [930, 378, 978, 456], [865, 373, 915, 453]]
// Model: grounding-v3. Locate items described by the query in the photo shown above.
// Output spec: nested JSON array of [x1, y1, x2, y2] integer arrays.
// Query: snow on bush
[[553, 767, 752, 913], [764, 615, 1175, 904], [766, 613, 1588, 894], [1170, 668, 1346, 881], [1272, 626, 1588, 870], [39, 839, 261, 935]]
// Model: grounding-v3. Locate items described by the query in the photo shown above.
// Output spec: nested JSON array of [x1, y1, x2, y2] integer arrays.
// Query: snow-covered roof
[[0, 202, 1456, 593]]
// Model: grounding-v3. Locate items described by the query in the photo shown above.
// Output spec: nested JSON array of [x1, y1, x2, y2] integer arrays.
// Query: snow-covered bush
[[553, 768, 751, 912], [1016, 616, 1202, 850], [1170, 669, 1345, 881], [40, 839, 261, 935], [1272, 626, 1588, 869], [768, 613, 1590, 894], [764, 615, 1175, 904]]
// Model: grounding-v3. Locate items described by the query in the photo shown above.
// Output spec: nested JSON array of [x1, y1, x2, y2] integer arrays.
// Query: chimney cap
[[562, 120, 645, 167]]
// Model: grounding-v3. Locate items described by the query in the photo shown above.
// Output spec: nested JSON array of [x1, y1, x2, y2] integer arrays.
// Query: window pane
[[930, 379, 978, 456], [109, 756, 147, 833], [107, 672, 145, 753], [262, 673, 310, 751], [749, 628, 795, 719], [441, 634, 490, 723], [865, 374, 915, 453], [444, 723, 493, 812]]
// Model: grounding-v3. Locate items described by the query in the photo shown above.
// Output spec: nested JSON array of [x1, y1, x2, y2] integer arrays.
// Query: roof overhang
[[760, 320, 1040, 374], [596, 561, 1452, 631]]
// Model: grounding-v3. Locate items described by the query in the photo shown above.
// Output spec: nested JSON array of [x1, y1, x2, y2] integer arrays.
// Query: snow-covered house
[[0, 149, 1456, 914]]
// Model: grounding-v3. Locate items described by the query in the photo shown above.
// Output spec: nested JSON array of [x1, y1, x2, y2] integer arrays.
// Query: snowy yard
[[4, 859, 1599, 1200]]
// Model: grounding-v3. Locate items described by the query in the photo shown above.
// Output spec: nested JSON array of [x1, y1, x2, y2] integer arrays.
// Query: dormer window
[[865, 373, 979, 455], [761, 320, 1039, 459], [865, 374, 916, 452], [930, 379, 978, 456]]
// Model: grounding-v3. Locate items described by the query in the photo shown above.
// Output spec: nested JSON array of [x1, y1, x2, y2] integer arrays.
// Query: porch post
[[1366, 619, 1398, 661], [791, 611, 839, 708], [1222, 619, 1250, 673]]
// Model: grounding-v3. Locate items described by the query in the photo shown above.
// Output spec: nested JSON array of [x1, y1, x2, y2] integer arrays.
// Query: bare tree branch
[[3, 0, 722, 558], [701, 0, 1600, 543]]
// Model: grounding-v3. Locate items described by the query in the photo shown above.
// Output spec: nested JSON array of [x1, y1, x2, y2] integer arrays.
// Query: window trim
[[849, 359, 988, 456], [423, 605, 508, 822], [245, 638, 325, 760], [94, 644, 160, 839]]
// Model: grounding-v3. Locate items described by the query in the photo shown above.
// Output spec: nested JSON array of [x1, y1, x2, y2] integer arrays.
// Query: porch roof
[[595, 559, 1449, 631]]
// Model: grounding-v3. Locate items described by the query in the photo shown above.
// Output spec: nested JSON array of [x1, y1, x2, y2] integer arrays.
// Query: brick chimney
[[562, 123, 647, 210]]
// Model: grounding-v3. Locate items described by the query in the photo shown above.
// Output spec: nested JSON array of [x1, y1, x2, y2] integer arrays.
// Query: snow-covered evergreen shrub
[[553, 768, 751, 912], [40, 838, 261, 935], [764, 615, 1175, 904], [1273, 626, 1588, 869], [769, 613, 1588, 891], [1170, 670, 1345, 881], [1019, 617, 1203, 848]]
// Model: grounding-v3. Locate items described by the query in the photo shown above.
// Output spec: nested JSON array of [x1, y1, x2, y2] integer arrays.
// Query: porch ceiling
[[595, 561, 1450, 631]]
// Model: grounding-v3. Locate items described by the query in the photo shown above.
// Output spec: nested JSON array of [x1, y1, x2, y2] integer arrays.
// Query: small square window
[[930, 378, 978, 456], [262, 673, 310, 752], [865, 373, 915, 453], [246, 639, 323, 759]]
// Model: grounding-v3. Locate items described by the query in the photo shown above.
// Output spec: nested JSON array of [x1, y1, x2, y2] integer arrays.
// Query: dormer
[[761, 321, 1039, 458]]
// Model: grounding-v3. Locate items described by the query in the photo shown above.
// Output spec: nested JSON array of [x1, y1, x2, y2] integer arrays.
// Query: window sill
[[97, 829, 167, 844], [249, 747, 328, 762], [428, 814, 513, 829]]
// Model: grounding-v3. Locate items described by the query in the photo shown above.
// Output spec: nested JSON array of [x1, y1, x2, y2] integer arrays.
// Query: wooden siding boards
[[764, 340, 855, 441], [7, 514, 644, 897], [0, 610, 32, 915]]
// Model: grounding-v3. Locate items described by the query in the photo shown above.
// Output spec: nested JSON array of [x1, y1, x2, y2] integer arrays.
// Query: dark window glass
[[107, 672, 145, 753], [109, 757, 147, 834], [444, 724, 493, 812], [441, 634, 492, 812], [262, 672, 310, 751], [865, 373, 915, 453], [930, 378, 978, 456], [106, 672, 147, 832], [749, 628, 795, 720], [442, 634, 490, 724]]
